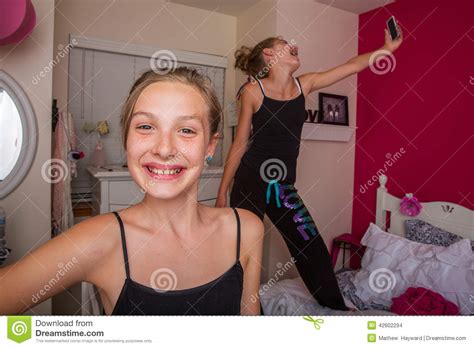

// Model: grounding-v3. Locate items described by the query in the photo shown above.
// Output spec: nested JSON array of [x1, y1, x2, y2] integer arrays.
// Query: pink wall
[[352, 0, 473, 242]]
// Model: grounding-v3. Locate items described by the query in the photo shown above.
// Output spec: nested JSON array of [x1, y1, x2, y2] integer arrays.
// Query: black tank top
[[110, 208, 243, 315], [240, 77, 306, 185]]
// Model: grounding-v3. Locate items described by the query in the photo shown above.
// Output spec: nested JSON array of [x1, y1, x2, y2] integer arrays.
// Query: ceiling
[[314, 0, 394, 14], [169, 0, 259, 16], [169, 0, 395, 17]]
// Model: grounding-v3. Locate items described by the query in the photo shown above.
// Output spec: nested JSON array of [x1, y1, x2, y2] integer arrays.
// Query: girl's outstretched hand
[[383, 25, 403, 53]]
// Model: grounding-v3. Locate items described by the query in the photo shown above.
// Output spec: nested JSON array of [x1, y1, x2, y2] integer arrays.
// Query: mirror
[[0, 70, 37, 199], [0, 89, 23, 180]]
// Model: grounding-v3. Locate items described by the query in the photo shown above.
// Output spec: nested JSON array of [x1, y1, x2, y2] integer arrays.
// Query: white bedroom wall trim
[[69, 34, 228, 68]]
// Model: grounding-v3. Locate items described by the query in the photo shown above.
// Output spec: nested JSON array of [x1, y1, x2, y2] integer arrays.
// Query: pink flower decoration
[[400, 193, 422, 216]]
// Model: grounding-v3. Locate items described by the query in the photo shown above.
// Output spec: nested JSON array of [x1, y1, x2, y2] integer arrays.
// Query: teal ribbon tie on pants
[[266, 180, 281, 208]]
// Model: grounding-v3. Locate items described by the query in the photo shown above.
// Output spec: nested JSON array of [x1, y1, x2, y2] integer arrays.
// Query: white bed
[[375, 174, 473, 240], [260, 175, 474, 315]]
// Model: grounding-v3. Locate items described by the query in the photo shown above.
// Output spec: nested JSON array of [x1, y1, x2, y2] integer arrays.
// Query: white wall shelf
[[301, 123, 357, 142]]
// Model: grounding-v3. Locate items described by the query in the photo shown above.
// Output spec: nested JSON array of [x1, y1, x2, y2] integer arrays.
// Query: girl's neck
[[133, 189, 204, 238], [266, 68, 296, 94]]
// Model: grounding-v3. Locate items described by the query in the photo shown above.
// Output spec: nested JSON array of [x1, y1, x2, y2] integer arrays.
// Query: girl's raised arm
[[300, 27, 403, 94]]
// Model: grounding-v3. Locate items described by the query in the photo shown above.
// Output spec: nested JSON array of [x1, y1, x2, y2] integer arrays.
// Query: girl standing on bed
[[0, 67, 264, 315], [216, 28, 403, 310]]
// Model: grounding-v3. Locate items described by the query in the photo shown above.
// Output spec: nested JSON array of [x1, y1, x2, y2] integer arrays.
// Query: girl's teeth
[[149, 167, 182, 175]]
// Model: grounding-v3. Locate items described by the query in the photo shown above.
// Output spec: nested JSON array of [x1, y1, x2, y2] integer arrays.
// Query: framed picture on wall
[[318, 93, 349, 126]]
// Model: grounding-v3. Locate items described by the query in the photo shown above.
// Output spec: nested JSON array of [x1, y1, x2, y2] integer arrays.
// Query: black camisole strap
[[112, 211, 130, 279], [231, 207, 241, 261], [256, 77, 302, 98]]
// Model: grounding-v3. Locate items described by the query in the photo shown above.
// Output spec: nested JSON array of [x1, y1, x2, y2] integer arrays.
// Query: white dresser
[[86, 165, 224, 214]]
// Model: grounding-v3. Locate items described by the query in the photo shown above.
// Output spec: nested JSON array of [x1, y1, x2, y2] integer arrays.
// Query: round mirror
[[0, 70, 37, 199]]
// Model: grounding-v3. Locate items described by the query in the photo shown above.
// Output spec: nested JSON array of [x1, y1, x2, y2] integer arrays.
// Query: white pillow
[[352, 223, 474, 315]]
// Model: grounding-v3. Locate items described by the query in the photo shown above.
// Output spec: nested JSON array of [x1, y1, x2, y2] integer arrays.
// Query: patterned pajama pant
[[230, 163, 347, 310]]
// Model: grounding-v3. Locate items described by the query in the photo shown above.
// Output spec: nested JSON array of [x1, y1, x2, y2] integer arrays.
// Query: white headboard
[[376, 175, 474, 240]]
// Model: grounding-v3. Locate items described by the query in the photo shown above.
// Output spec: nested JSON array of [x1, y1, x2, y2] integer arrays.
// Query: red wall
[[352, 0, 473, 242]]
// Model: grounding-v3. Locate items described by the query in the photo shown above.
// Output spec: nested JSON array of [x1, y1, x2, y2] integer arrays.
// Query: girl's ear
[[262, 47, 273, 57], [206, 132, 220, 157]]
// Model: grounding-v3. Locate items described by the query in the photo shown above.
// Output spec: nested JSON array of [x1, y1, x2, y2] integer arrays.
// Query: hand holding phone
[[386, 16, 400, 40]]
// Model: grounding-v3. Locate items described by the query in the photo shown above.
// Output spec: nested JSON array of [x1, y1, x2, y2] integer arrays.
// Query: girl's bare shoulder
[[233, 208, 264, 246], [63, 212, 122, 259], [209, 206, 264, 246]]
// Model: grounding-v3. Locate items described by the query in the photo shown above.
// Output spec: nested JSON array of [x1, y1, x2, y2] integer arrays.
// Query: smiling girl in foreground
[[0, 67, 264, 315]]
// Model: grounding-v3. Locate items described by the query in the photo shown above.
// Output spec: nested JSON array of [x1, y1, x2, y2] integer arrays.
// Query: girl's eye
[[136, 124, 153, 130], [179, 128, 196, 135]]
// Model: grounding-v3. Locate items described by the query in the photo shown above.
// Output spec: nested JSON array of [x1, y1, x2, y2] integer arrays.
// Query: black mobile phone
[[386, 16, 399, 40]]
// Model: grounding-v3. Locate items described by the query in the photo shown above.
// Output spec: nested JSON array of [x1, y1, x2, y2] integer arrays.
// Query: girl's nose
[[152, 131, 178, 160]]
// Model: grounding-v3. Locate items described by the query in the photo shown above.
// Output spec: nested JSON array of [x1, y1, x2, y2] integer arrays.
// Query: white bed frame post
[[376, 175, 388, 230]]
